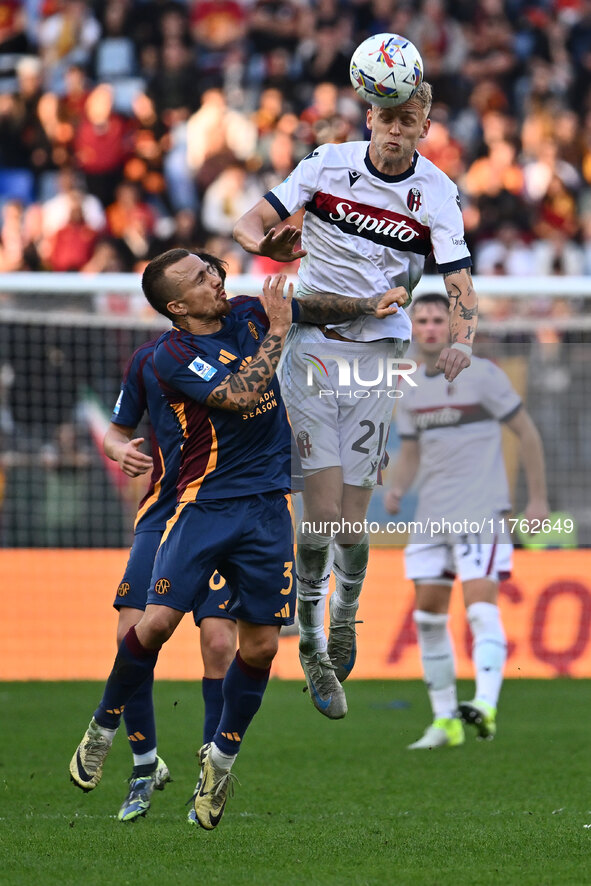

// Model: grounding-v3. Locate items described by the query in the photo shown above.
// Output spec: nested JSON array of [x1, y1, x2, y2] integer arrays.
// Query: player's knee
[[202, 622, 237, 670], [240, 635, 279, 670], [116, 607, 143, 647], [302, 503, 341, 534], [136, 607, 179, 647]]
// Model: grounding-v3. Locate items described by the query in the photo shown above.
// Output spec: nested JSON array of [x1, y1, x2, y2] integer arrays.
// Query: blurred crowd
[[0, 0, 590, 285]]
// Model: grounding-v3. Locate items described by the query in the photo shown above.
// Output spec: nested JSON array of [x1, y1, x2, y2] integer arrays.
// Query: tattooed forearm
[[444, 268, 478, 345], [443, 277, 461, 308], [296, 293, 380, 324], [205, 333, 284, 412], [458, 300, 477, 320]]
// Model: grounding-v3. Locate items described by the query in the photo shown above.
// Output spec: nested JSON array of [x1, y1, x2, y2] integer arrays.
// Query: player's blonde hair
[[412, 81, 433, 117], [371, 81, 433, 118]]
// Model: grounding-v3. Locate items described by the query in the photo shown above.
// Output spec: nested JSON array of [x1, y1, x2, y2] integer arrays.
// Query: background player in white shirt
[[233, 82, 477, 719], [385, 293, 549, 748]]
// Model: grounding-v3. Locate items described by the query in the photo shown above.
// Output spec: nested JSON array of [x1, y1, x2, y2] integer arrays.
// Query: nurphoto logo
[[303, 353, 418, 399]]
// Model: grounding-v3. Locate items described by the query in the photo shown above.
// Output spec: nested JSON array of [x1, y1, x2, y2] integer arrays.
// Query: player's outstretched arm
[[103, 422, 153, 478], [233, 198, 307, 263], [436, 267, 478, 381], [205, 275, 293, 413], [296, 286, 408, 325], [505, 408, 550, 523], [384, 439, 420, 514]]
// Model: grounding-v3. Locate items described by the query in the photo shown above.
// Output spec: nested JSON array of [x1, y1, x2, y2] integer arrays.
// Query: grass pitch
[[1, 679, 589, 885]]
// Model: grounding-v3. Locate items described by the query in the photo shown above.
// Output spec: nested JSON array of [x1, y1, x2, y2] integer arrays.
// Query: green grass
[[1, 680, 590, 886]]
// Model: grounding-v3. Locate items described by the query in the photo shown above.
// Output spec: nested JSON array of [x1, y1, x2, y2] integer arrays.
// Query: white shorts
[[404, 536, 513, 584], [280, 325, 409, 488]]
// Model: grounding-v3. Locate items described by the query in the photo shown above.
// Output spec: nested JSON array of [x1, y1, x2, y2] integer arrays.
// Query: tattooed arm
[[296, 287, 408, 324], [205, 274, 293, 413], [436, 267, 478, 382]]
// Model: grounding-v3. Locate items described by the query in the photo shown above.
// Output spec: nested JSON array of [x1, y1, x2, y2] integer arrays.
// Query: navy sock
[[122, 672, 157, 758], [202, 677, 224, 744], [94, 626, 160, 730], [213, 652, 270, 756], [132, 760, 158, 778]]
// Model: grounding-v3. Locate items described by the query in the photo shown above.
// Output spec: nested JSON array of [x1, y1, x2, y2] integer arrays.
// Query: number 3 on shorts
[[281, 561, 293, 595]]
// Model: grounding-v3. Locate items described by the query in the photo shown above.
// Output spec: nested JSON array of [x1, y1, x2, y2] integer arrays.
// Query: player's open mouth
[[219, 290, 227, 300]]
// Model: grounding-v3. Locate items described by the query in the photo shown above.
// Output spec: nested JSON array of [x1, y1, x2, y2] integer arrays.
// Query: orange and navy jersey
[[111, 339, 183, 532], [153, 296, 299, 502]]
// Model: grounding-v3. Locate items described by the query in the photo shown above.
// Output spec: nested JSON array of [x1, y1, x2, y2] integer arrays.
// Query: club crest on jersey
[[248, 320, 259, 340], [407, 187, 422, 212], [188, 356, 217, 380], [348, 170, 361, 187], [297, 430, 312, 458]]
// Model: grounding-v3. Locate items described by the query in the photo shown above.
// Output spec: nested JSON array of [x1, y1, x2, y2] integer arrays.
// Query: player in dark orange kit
[[70, 247, 405, 829], [105, 253, 237, 823]]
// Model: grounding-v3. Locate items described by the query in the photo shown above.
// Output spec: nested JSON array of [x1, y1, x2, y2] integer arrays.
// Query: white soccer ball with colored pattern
[[350, 33, 423, 108]]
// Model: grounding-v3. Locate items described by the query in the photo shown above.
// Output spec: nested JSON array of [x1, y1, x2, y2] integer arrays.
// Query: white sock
[[331, 534, 369, 620], [467, 601, 507, 708], [132, 749, 157, 767], [210, 743, 237, 772], [413, 610, 457, 719], [297, 528, 334, 655], [92, 720, 117, 739]]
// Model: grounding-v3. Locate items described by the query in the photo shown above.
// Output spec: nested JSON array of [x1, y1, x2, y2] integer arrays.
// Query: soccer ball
[[349, 33, 423, 108]]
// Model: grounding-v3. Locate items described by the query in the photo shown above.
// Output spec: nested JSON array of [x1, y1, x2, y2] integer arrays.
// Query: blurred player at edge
[[104, 253, 237, 822], [233, 81, 477, 719], [385, 293, 549, 749], [70, 249, 405, 829]]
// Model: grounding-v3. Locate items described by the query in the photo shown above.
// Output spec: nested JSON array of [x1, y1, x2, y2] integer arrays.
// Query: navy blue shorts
[[114, 530, 161, 611], [114, 529, 235, 624], [148, 492, 295, 626]]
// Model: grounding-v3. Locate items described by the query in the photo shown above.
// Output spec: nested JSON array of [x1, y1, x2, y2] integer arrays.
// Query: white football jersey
[[265, 141, 471, 342], [395, 357, 522, 524]]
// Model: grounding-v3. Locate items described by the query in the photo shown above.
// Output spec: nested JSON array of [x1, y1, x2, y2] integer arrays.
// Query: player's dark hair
[[142, 248, 190, 319], [194, 252, 227, 285], [411, 292, 450, 313]]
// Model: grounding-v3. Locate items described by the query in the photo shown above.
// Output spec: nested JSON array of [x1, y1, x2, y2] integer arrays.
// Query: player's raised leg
[[328, 483, 373, 682], [69, 606, 183, 791], [296, 467, 347, 718]]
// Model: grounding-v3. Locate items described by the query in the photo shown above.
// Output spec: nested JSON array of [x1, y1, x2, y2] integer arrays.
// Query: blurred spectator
[[475, 221, 536, 276], [145, 36, 200, 125], [74, 83, 133, 206], [186, 87, 258, 194], [298, 81, 354, 146], [533, 228, 585, 276], [0, 200, 29, 272], [38, 0, 101, 92], [41, 166, 105, 238], [48, 190, 98, 271], [58, 63, 90, 129], [297, 17, 354, 89], [105, 180, 156, 262], [28, 91, 75, 185], [82, 236, 134, 275], [406, 0, 469, 110], [126, 91, 169, 206], [0, 0, 30, 54], [201, 162, 263, 237]]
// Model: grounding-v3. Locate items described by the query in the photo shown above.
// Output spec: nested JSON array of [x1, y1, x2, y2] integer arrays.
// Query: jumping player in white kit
[[233, 81, 477, 719], [385, 293, 549, 747]]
